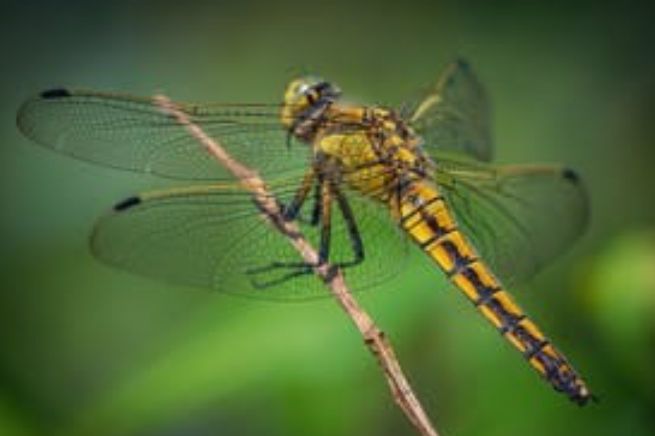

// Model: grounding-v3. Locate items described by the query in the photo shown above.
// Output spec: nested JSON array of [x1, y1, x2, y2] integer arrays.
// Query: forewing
[[404, 59, 493, 162], [435, 157, 589, 285], [17, 89, 310, 181], [90, 181, 408, 300]]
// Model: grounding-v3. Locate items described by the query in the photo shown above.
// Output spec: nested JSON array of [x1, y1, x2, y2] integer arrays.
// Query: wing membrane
[[435, 157, 589, 285], [405, 59, 493, 161], [17, 89, 310, 181], [90, 180, 409, 300]]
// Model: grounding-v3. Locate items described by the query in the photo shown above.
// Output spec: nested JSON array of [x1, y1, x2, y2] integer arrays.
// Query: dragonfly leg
[[281, 168, 315, 221], [288, 164, 331, 228], [315, 176, 366, 269], [246, 155, 371, 289], [333, 187, 364, 268], [248, 264, 314, 290], [243, 176, 331, 289], [245, 176, 367, 289], [310, 179, 323, 226]]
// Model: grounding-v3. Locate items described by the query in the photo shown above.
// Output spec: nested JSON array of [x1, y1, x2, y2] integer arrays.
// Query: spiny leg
[[246, 264, 315, 289], [246, 177, 334, 289], [284, 182, 364, 276], [247, 148, 381, 290], [310, 178, 323, 226], [254, 178, 333, 263], [281, 168, 315, 221], [247, 180, 368, 289], [333, 187, 365, 268]]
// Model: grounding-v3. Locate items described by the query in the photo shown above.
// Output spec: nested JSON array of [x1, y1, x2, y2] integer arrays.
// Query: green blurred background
[[1, 0, 654, 435]]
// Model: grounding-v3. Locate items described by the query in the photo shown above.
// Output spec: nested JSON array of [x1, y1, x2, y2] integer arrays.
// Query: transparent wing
[[404, 59, 493, 162], [90, 179, 409, 301], [434, 156, 589, 286], [17, 88, 311, 181]]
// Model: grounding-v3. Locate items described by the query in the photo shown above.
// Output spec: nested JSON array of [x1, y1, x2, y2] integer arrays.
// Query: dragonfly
[[17, 59, 593, 405]]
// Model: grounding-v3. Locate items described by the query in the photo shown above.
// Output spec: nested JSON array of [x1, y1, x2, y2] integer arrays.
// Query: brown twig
[[154, 95, 439, 436]]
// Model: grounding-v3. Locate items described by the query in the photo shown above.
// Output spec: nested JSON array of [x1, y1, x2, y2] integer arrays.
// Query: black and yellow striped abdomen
[[398, 180, 592, 405]]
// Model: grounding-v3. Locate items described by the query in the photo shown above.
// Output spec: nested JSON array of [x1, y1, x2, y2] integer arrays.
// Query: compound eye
[[294, 82, 310, 98], [315, 81, 340, 99]]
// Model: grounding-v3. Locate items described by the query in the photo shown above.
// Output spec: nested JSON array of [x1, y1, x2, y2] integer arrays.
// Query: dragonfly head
[[280, 77, 341, 131]]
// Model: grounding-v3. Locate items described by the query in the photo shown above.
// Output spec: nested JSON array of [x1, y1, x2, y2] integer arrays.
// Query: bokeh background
[[1, 0, 654, 435]]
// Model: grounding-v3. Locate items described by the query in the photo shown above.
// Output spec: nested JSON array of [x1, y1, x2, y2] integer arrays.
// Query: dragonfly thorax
[[315, 105, 433, 200]]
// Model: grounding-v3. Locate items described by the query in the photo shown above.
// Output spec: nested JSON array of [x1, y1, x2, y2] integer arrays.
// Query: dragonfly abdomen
[[398, 181, 592, 405]]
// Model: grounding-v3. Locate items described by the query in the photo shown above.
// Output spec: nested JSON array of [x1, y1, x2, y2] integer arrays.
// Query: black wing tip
[[562, 167, 581, 184], [113, 195, 141, 211], [40, 88, 72, 99]]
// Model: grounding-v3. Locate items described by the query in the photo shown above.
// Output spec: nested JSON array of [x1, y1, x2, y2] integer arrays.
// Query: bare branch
[[154, 95, 439, 436]]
